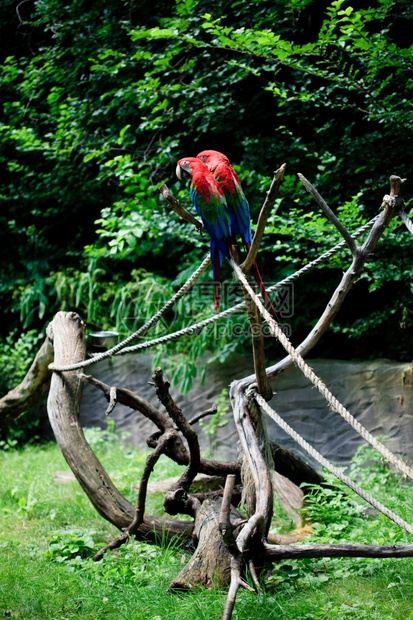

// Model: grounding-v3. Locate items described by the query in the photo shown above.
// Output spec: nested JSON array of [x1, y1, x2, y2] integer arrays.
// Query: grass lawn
[[0, 431, 412, 619]]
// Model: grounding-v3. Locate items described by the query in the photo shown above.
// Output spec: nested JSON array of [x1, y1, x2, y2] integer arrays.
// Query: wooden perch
[[236, 174, 405, 390], [159, 183, 203, 230], [241, 163, 286, 273], [222, 173, 411, 620], [241, 267, 273, 400], [262, 543, 413, 561], [152, 367, 201, 516], [170, 496, 243, 591], [298, 173, 357, 254], [80, 371, 240, 478], [93, 428, 177, 561], [389, 174, 406, 198]]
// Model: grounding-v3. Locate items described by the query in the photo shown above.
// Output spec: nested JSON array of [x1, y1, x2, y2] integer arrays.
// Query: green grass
[[0, 433, 412, 620]]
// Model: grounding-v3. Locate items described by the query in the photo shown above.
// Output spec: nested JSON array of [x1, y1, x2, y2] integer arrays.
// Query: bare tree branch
[[93, 429, 176, 561], [298, 173, 357, 254], [187, 404, 217, 426], [236, 174, 404, 390], [241, 163, 287, 273], [0, 333, 54, 428], [241, 272, 273, 400], [389, 174, 407, 197], [262, 542, 413, 561], [219, 474, 237, 551], [159, 183, 203, 230], [153, 367, 201, 515], [80, 371, 240, 477]]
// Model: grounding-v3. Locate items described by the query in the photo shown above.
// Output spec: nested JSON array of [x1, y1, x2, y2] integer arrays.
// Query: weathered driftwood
[[0, 332, 54, 428], [270, 440, 324, 487], [152, 368, 202, 516], [221, 176, 410, 619], [241, 163, 286, 273], [47, 311, 192, 541], [80, 372, 240, 478], [170, 497, 244, 590], [261, 543, 413, 560]]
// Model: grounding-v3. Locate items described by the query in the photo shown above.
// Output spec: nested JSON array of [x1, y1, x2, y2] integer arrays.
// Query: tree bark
[[261, 542, 413, 560], [0, 333, 54, 428], [47, 311, 192, 541], [270, 440, 324, 487], [169, 497, 243, 590]]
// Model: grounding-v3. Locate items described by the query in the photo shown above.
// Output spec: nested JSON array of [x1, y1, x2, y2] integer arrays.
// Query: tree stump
[[170, 497, 243, 590]]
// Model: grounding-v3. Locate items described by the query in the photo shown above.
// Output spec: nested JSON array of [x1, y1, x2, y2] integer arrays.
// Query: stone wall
[[79, 354, 412, 469]]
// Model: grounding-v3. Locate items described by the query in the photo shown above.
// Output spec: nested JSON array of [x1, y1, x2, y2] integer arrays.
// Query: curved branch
[[159, 184, 203, 231], [81, 371, 240, 477], [153, 368, 201, 515], [47, 312, 192, 542], [0, 333, 54, 428], [93, 429, 177, 561]]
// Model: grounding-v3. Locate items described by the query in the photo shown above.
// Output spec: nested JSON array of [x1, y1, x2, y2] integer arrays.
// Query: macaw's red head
[[176, 156, 208, 180], [197, 150, 230, 167]]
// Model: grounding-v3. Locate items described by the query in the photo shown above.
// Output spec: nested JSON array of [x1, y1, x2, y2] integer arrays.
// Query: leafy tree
[[0, 0, 412, 389]]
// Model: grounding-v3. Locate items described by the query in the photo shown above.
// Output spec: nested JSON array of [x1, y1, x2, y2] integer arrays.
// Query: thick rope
[[254, 392, 413, 537], [266, 214, 380, 290], [399, 209, 413, 235], [230, 259, 413, 481], [49, 254, 212, 371], [49, 217, 379, 372]]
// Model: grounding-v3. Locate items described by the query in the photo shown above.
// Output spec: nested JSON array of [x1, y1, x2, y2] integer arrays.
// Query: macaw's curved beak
[[176, 160, 192, 180]]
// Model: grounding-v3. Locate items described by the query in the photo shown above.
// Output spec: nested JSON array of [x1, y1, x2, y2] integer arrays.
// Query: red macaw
[[176, 156, 232, 313], [197, 149, 278, 321]]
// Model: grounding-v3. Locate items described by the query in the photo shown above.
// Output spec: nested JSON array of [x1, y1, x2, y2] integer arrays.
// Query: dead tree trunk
[[170, 497, 243, 590], [47, 311, 192, 541], [0, 331, 54, 428]]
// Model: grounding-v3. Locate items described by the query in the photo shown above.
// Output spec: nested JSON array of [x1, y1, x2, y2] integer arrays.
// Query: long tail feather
[[243, 242, 278, 321], [212, 245, 222, 314], [251, 260, 279, 322]]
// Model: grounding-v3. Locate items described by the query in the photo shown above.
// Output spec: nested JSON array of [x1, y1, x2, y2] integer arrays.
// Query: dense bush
[[1, 0, 412, 381]]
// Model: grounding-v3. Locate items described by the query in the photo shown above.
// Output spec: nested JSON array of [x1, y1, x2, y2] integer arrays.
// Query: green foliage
[[1, 0, 412, 389], [45, 529, 98, 563], [0, 329, 42, 396], [267, 442, 412, 600], [0, 439, 412, 619], [0, 330, 44, 447]]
